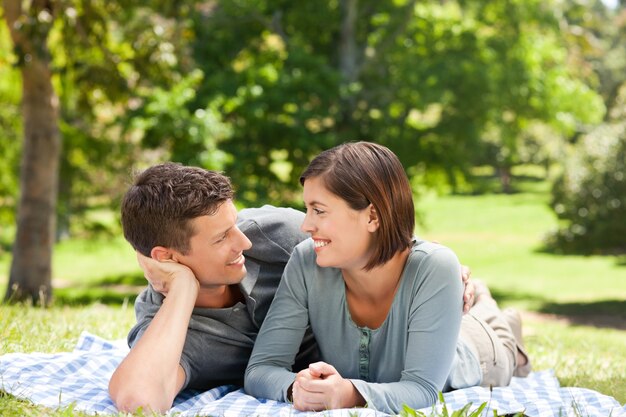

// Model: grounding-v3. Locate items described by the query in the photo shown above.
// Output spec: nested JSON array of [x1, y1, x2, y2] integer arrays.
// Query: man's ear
[[150, 246, 174, 261], [367, 204, 380, 232]]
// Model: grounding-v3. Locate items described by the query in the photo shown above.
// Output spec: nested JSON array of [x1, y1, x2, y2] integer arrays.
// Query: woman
[[244, 141, 529, 414]]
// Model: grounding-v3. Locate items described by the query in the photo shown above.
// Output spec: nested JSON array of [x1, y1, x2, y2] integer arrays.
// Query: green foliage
[[543, 0, 626, 254], [547, 120, 626, 254], [50, 0, 197, 239], [562, 0, 626, 117], [399, 403, 429, 416], [0, 0, 620, 247], [124, 69, 231, 169], [1, 0, 211, 241], [397, 387, 502, 416], [181, 0, 608, 202], [0, 20, 21, 249], [190, 1, 340, 204], [465, 0, 605, 192]]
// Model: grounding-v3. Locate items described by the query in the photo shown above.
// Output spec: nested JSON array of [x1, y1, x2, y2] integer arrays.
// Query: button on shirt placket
[[358, 328, 371, 380]]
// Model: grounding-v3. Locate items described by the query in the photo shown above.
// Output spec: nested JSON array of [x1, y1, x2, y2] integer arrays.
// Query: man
[[108, 162, 475, 413]]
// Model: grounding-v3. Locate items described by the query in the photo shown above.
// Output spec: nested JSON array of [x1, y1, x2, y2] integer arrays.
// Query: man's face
[[174, 200, 252, 288]]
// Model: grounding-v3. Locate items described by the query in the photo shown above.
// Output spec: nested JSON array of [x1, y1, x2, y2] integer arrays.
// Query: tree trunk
[[4, 0, 61, 305], [338, 0, 359, 129], [498, 165, 512, 194], [339, 0, 358, 85]]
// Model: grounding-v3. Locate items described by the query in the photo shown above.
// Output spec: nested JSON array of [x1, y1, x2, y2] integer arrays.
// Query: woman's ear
[[367, 204, 380, 232], [150, 246, 174, 262]]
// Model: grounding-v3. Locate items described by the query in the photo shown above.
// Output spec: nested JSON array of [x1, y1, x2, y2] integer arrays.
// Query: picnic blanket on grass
[[1, 331, 624, 417]]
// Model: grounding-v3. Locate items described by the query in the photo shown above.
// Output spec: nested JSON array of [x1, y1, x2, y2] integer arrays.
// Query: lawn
[[0, 174, 625, 415], [419, 181, 626, 310], [417, 176, 626, 404]]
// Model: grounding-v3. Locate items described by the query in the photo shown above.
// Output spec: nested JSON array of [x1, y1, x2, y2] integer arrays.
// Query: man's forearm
[[108, 276, 198, 413]]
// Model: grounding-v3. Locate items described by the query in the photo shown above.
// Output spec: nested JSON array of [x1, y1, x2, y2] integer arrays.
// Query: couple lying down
[[109, 142, 531, 415]]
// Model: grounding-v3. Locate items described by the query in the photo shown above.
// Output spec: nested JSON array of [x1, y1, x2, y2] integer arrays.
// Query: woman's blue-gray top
[[245, 238, 480, 413]]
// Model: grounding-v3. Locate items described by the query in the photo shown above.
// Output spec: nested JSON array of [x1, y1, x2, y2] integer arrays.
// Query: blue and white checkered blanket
[[1, 331, 624, 417]]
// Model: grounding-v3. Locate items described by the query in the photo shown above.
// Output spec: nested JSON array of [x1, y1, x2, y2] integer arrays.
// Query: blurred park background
[[1, 0, 625, 414]]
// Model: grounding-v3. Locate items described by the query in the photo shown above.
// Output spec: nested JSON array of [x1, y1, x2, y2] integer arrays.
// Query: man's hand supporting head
[[108, 256, 198, 413]]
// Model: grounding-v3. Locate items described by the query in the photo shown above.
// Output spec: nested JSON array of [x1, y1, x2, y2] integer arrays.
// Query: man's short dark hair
[[121, 162, 234, 256]]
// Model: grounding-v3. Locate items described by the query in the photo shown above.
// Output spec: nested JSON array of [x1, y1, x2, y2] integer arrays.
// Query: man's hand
[[136, 252, 198, 296], [291, 362, 365, 411], [109, 253, 199, 413], [461, 265, 475, 313]]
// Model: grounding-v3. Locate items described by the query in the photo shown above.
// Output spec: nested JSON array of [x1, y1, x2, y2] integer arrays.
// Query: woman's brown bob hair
[[300, 141, 415, 270]]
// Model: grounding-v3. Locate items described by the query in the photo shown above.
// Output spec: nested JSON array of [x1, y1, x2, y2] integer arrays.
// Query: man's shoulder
[[237, 205, 308, 263], [237, 205, 304, 225]]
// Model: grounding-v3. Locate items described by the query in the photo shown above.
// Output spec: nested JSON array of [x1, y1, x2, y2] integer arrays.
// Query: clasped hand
[[291, 362, 364, 411]]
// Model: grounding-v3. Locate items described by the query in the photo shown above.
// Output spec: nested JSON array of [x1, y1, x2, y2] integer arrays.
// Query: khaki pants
[[460, 296, 518, 387]]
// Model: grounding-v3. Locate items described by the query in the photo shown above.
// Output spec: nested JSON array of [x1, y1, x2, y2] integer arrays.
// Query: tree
[[546, 0, 626, 253], [0, 20, 21, 249], [561, 0, 626, 120], [179, 0, 606, 202], [51, 1, 194, 238], [2, 0, 206, 303], [548, 115, 626, 254], [4, 0, 61, 304]]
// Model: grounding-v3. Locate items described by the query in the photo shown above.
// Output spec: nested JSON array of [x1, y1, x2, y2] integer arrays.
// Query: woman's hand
[[136, 251, 198, 296], [291, 362, 365, 411]]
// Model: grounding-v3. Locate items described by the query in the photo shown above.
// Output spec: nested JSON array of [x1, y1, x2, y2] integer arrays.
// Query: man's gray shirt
[[127, 205, 319, 390]]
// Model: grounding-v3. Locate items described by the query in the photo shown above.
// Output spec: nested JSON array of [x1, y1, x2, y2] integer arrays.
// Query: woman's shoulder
[[293, 237, 315, 256], [289, 238, 321, 271], [404, 239, 462, 286]]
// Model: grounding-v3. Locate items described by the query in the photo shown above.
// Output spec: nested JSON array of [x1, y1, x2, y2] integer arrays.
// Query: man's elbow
[[109, 380, 173, 414]]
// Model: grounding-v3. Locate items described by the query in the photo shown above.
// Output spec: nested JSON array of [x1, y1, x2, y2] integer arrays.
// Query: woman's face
[[300, 176, 378, 271]]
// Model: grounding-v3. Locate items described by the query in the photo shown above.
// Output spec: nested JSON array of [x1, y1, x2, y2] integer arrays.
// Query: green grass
[[0, 303, 135, 417], [0, 303, 135, 355], [52, 236, 140, 285], [0, 236, 143, 305], [1, 303, 622, 416], [1, 173, 625, 415], [525, 318, 626, 402], [418, 175, 626, 404], [418, 185, 626, 311], [0, 235, 137, 280]]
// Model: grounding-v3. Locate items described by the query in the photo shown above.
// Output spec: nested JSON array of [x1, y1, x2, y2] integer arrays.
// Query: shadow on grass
[[537, 300, 626, 330], [535, 246, 626, 262], [489, 289, 626, 331], [532, 245, 626, 269], [53, 271, 145, 306], [490, 288, 536, 302]]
